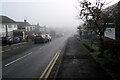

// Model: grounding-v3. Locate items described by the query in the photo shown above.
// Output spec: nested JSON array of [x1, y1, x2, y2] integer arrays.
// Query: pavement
[[56, 36, 113, 80]]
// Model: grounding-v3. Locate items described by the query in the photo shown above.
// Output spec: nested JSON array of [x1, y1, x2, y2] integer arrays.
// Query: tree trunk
[[98, 35, 104, 58], [90, 31, 93, 46]]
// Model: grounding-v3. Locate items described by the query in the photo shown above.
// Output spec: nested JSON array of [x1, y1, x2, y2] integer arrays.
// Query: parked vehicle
[[0, 36, 20, 46], [45, 34, 52, 41], [12, 37, 20, 43], [34, 35, 46, 44], [7, 36, 20, 45], [6, 37, 13, 45], [1, 37, 7, 46]]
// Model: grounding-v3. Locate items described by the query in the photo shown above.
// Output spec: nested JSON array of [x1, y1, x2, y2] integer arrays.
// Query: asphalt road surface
[[2, 35, 70, 79]]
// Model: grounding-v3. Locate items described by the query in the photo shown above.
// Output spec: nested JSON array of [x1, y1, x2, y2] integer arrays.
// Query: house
[[27, 24, 47, 35], [0, 15, 49, 39], [17, 19, 35, 39], [17, 20, 48, 38], [0, 16, 18, 37], [17, 19, 30, 31], [36, 24, 47, 33], [26, 25, 35, 31], [104, 1, 120, 40]]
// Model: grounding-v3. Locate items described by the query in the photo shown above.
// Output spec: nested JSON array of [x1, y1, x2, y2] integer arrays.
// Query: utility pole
[[5, 24, 8, 37]]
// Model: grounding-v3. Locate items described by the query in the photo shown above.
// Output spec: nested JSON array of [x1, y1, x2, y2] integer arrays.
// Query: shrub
[[100, 40, 120, 60]]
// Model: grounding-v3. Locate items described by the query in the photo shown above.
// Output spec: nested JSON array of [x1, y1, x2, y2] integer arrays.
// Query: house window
[[14, 25, 16, 28], [8, 24, 12, 28], [2, 25, 5, 29], [27, 26, 30, 31], [30, 27, 32, 31], [26, 27, 28, 31]]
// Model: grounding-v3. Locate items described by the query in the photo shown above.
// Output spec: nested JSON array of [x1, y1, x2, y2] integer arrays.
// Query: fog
[[1, 0, 81, 33], [0, 0, 119, 33]]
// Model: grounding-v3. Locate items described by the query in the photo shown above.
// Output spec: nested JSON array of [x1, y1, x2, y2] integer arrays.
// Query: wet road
[[2, 35, 70, 79]]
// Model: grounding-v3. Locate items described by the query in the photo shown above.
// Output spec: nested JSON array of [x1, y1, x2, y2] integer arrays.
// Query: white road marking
[[5, 52, 32, 67], [40, 46, 43, 49], [5, 49, 11, 52], [40, 45, 45, 49]]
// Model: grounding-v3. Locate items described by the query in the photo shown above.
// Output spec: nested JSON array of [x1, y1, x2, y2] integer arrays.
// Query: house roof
[[0, 16, 16, 23], [17, 21, 31, 29], [17, 22, 30, 26], [105, 1, 120, 14]]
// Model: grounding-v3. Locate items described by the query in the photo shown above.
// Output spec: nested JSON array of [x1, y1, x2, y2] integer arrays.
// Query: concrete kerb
[[2, 42, 30, 48], [48, 39, 68, 79]]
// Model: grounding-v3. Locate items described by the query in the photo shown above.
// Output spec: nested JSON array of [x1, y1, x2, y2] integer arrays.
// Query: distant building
[[26, 25, 35, 31], [0, 16, 18, 37]]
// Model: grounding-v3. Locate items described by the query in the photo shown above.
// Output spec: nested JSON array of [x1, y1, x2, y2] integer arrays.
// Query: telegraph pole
[[5, 24, 8, 37]]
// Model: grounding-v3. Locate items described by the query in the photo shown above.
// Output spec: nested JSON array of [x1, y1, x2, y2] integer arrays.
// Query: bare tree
[[78, 0, 111, 56]]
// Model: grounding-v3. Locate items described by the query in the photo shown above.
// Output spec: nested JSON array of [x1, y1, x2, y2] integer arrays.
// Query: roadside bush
[[83, 43, 94, 52], [100, 40, 120, 60]]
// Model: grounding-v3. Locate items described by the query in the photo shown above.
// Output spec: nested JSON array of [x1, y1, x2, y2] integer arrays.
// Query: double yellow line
[[39, 51, 61, 80]]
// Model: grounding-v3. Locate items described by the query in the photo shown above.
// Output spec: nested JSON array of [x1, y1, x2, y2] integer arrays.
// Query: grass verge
[[89, 44, 120, 80]]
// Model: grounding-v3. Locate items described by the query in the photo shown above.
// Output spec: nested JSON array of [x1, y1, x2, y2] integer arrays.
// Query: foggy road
[[2, 35, 70, 79]]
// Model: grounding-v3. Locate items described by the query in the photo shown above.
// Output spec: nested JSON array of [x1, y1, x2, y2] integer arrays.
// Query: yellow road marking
[[39, 52, 58, 79], [44, 52, 60, 80], [39, 51, 60, 80]]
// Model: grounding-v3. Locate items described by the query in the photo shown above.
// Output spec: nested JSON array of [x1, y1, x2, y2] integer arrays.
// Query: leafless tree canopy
[[78, 0, 111, 41]]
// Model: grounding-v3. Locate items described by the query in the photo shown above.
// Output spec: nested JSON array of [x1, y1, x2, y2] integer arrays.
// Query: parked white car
[[45, 34, 52, 41]]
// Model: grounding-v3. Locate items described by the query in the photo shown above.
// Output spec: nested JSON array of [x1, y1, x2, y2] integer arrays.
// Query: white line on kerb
[[5, 52, 32, 67]]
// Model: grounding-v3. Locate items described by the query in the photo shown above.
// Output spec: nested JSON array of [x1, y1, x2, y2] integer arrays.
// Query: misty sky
[[0, 0, 119, 29]]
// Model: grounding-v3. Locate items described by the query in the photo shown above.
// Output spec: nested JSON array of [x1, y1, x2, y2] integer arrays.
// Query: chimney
[[24, 19, 27, 22]]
